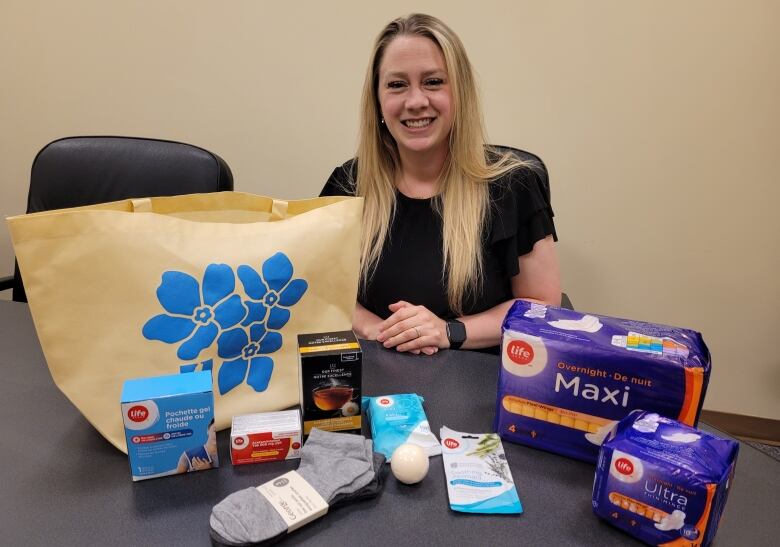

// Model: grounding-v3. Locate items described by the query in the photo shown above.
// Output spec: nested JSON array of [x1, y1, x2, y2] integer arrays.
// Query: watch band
[[446, 319, 466, 350]]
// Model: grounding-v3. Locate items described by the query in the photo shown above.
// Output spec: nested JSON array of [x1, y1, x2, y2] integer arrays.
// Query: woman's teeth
[[403, 118, 433, 128]]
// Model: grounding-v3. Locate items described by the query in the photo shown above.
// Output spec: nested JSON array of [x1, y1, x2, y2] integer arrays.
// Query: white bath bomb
[[390, 443, 429, 484]]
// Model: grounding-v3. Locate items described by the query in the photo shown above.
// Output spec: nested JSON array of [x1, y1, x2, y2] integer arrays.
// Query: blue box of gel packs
[[495, 300, 711, 463], [592, 411, 738, 546], [121, 371, 218, 481]]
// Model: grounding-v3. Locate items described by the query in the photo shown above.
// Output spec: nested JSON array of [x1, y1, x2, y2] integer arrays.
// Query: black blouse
[[320, 157, 557, 321]]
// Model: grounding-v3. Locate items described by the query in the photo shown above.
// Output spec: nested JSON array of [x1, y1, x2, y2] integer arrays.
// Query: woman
[[321, 13, 561, 354]]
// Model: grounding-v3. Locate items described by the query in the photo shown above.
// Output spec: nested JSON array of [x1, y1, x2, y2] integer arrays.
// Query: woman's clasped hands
[[376, 300, 449, 355]]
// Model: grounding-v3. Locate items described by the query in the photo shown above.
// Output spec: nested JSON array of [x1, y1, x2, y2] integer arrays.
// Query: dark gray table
[[0, 300, 775, 546]]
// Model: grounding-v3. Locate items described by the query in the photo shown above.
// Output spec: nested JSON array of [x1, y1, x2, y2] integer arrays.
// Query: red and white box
[[230, 409, 302, 465]]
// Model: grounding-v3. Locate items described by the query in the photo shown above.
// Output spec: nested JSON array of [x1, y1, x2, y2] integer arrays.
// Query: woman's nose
[[405, 86, 429, 110]]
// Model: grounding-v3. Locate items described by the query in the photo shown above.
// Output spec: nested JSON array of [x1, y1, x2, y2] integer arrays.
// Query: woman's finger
[[383, 324, 422, 348], [388, 300, 411, 313], [377, 306, 417, 336], [396, 334, 434, 353]]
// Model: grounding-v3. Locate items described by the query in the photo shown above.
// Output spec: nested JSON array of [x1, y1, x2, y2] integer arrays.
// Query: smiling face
[[377, 35, 454, 164]]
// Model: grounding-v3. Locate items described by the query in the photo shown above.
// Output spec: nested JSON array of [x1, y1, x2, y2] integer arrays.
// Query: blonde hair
[[355, 13, 527, 315]]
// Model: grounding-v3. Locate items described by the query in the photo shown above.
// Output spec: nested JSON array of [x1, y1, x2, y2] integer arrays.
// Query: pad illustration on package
[[494, 301, 711, 462]]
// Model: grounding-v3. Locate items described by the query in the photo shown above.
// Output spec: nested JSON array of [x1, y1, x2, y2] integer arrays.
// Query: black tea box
[[297, 331, 362, 435]]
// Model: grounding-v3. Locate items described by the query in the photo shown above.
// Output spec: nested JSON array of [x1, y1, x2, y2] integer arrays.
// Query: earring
[[380, 118, 385, 125]]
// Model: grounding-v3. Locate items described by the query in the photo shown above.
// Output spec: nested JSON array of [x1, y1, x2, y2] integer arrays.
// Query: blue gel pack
[[362, 394, 441, 460], [592, 411, 738, 546], [121, 371, 217, 481]]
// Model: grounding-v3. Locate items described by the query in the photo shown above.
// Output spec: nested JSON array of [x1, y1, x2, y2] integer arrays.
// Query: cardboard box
[[230, 410, 302, 465], [121, 371, 217, 481], [297, 331, 362, 435]]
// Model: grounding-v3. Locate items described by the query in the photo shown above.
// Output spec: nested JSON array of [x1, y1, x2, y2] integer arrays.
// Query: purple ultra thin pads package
[[592, 411, 738, 546], [494, 300, 710, 462]]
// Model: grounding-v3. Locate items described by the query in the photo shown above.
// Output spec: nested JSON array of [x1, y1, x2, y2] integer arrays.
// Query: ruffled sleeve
[[488, 164, 558, 278], [320, 159, 358, 197]]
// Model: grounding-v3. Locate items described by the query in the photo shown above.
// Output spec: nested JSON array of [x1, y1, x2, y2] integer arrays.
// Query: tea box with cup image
[[297, 330, 362, 435]]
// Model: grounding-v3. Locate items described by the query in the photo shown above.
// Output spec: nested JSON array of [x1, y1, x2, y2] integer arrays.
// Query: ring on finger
[[413, 326, 421, 339]]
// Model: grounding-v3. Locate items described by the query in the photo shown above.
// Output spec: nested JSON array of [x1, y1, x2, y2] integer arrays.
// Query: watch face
[[448, 321, 466, 343]]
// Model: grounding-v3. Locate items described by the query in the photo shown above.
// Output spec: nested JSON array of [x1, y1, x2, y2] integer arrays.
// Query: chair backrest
[[11, 136, 234, 302], [490, 144, 551, 205]]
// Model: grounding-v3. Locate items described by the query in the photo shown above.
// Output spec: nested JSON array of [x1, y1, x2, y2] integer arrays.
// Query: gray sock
[[209, 452, 386, 547], [209, 453, 386, 547], [297, 428, 375, 499], [330, 452, 386, 507], [210, 429, 380, 545]]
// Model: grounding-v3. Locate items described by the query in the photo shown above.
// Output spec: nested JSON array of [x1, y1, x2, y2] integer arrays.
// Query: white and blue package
[[440, 426, 522, 514], [593, 411, 738, 546], [495, 300, 711, 463], [121, 370, 217, 481], [362, 394, 441, 460]]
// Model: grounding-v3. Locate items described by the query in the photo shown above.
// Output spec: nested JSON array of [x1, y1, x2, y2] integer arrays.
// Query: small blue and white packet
[[440, 426, 523, 514], [362, 394, 441, 460]]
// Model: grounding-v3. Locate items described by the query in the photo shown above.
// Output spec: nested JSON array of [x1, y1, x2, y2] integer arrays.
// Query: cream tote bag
[[7, 192, 362, 452]]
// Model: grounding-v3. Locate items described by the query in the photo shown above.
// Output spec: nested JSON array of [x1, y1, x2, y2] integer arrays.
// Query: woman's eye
[[424, 78, 444, 87], [387, 81, 406, 89]]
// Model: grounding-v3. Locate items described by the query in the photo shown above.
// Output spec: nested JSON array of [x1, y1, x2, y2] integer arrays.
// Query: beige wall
[[2, 1, 778, 418]]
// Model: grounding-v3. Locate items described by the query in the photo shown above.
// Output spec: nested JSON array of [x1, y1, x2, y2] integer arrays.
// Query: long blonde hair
[[356, 13, 527, 315]]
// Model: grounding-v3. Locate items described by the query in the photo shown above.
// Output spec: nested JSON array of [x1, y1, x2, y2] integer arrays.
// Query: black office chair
[[0, 136, 234, 302], [491, 145, 573, 310]]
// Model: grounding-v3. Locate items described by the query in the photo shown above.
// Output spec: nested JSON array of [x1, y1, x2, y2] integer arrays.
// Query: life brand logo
[[615, 457, 634, 476], [127, 405, 149, 423], [507, 340, 534, 365], [443, 438, 460, 449]]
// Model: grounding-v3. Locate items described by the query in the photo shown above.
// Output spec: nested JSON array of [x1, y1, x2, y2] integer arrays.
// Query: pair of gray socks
[[210, 428, 386, 546]]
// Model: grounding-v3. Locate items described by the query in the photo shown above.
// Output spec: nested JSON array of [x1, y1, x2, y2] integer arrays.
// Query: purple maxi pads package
[[592, 411, 738, 546], [494, 300, 710, 463]]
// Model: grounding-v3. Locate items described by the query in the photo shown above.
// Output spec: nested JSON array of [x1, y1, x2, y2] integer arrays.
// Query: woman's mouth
[[402, 117, 434, 128]]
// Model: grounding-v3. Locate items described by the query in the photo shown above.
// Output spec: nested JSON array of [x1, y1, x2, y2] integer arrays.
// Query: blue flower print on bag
[[237, 252, 308, 331], [142, 264, 246, 360], [215, 322, 282, 394], [180, 360, 212, 374], [142, 253, 308, 395]]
